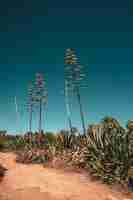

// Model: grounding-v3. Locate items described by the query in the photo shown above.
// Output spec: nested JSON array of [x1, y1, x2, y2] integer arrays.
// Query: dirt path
[[0, 153, 132, 200]]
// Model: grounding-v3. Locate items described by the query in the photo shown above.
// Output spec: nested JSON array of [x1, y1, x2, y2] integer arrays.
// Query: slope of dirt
[[0, 152, 133, 200]]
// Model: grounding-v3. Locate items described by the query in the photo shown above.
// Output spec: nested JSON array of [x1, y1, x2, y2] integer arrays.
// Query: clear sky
[[0, 0, 133, 134]]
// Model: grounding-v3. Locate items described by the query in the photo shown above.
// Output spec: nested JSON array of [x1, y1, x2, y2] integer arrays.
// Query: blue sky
[[0, 0, 133, 134]]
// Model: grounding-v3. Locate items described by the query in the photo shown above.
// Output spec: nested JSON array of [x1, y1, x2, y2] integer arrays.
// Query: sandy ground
[[0, 153, 133, 200]]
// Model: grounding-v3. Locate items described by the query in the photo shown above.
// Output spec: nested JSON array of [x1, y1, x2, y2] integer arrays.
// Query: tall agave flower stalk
[[75, 85, 86, 136], [65, 48, 87, 135], [35, 73, 48, 134], [64, 49, 74, 134], [64, 79, 73, 134], [27, 82, 34, 133]]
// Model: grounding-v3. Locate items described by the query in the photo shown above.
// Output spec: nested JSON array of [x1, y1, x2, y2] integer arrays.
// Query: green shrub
[[85, 118, 132, 185]]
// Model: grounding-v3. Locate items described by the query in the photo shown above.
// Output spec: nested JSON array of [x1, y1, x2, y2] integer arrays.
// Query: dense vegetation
[[0, 117, 133, 190]]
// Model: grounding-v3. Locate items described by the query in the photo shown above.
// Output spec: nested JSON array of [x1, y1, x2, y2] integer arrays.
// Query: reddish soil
[[0, 152, 133, 200]]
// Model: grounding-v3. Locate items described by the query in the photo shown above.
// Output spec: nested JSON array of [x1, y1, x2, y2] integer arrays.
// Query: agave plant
[[85, 119, 132, 184], [56, 130, 77, 151]]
